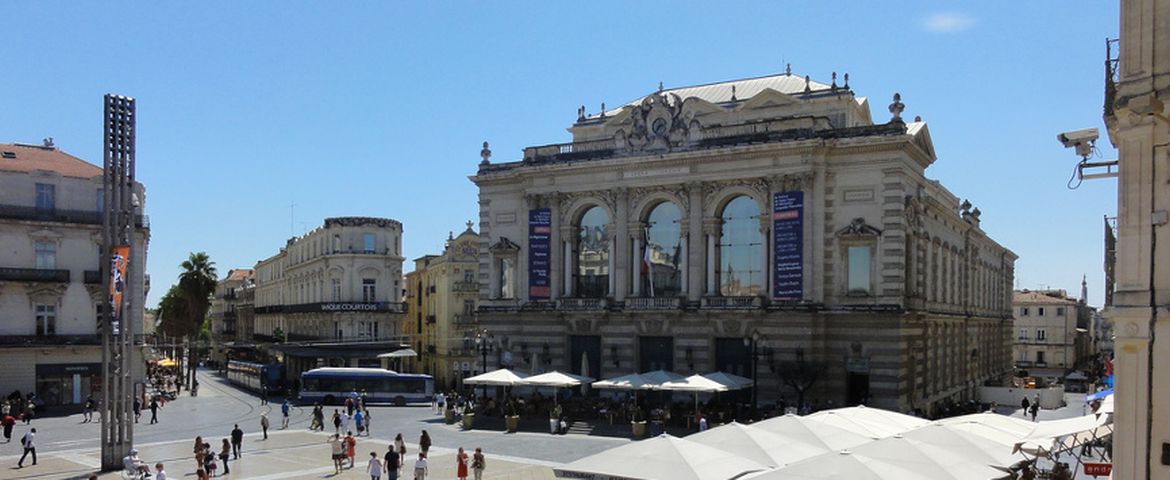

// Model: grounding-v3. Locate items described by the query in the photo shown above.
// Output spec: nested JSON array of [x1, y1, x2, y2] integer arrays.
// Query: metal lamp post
[[744, 331, 770, 419], [474, 329, 494, 398]]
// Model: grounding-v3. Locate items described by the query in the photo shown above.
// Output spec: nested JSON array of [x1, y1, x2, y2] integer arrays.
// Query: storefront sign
[[1083, 463, 1112, 477], [319, 303, 383, 312], [528, 208, 551, 299], [36, 363, 102, 376], [772, 192, 803, 300]]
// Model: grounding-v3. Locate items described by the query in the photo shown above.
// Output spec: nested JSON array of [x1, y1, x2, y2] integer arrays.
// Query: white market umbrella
[[935, 412, 1036, 438], [376, 348, 418, 358], [702, 371, 753, 389], [463, 368, 529, 386], [688, 421, 830, 468], [522, 371, 595, 405], [806, 405, 930, 438], [752, 413, 874, 451], [554, 434, 769, 480], [660, 374, 747, 421], [592, 370, 684, 390], [898, 423, 1025, 468]]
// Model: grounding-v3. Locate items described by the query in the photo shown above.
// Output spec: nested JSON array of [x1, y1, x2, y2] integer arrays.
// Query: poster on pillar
[[109, 245, 130, 335], [528, 208, 551, 299], [772, 191, 803, 300]]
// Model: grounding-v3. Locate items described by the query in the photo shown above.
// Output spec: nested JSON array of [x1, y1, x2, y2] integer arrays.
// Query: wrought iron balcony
[[624, 297, 682, 311], [0, 334, 101, 346], [0, 204, 149, 229], [558, 298, 607, 310], [453, 314, 476, 326], [0, 267, 70, 283]]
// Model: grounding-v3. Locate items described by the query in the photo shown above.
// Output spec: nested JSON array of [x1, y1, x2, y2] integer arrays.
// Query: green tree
[[178, 252, 217, 388], [157, 283, 196, 387]]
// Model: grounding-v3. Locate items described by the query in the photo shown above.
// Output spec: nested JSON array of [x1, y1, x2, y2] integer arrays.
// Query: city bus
[[226, 360, 285, 396], [298, 367, 433, 406]]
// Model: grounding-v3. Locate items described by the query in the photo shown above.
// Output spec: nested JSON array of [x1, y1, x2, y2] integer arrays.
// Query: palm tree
[[158, 284, 194, 387], [178, 252, 217, 388]]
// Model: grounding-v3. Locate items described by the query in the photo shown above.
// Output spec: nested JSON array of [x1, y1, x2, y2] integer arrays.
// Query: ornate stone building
[[0, 141, 149, 406], [208, 268, 254, 366], [253, 216, 406, 380], [471, 72, 1016, 414], [402, 224, 480, 389]]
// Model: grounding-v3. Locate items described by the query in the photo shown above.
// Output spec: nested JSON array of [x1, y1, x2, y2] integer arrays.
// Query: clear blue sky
[[1, 2, 1119, 308]]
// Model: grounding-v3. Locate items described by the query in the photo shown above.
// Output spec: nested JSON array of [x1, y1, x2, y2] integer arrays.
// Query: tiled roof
[[589, 72, 835, 119], [0, 143, 102, 179], [1013, 290, 1078, 305], [225, 269, 255, 282]]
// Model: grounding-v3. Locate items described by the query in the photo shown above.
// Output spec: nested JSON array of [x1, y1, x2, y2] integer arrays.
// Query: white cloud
[[923, 12, 976, 33]]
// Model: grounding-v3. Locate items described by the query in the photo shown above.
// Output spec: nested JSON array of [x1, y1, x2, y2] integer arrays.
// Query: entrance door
[[846, 373, 870, 406], [638, 337, 674, 372], [570, 336, 601, 396]]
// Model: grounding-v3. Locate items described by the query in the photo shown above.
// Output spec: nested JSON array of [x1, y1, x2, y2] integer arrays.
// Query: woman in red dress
[[456, 447, 469, 480]]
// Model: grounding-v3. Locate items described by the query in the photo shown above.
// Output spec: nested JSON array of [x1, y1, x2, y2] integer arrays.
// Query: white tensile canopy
[[701, 371, 753, 389], [934, 412, 1037, 440], [745, 435, 1011, 480], [896, 423, 1024, 468], [1013, 413, 1113, 457], [377, 348, 418, 358], [687, 421, 831, 468], [463, 368, 529, 386], [751, 413, 873, 451], [592, 370, 685, 390], [520, 371, 595, 406], [553, 434, 769, 480], [805, 405, 931, 438], [659, 375, 735, 392]]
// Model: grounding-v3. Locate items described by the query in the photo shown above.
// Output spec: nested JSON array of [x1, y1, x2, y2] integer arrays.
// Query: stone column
[[759, 214, 772, 298], [549, 194, 562, 299], [685, 182, 704, 302], [631, 223, 645, 297], [608, 234, 617, 296], [614, 188, 630, 302], [679, 226, 689, 296], [561, 229, 574, 297]]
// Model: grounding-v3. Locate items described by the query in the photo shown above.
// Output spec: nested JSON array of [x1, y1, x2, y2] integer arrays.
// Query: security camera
[[1057, 128, 1098, 158]]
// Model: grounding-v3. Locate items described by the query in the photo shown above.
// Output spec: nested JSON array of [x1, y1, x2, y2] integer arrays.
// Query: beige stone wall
[[403, 229, 480, 388]]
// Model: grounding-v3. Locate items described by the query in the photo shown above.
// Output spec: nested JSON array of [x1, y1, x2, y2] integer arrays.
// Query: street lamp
[[744, 331, 772, 418], [474, 329, 494, 398]]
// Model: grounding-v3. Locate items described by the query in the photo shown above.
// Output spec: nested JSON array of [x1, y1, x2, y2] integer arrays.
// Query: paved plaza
[[0, 369, 628, 479]]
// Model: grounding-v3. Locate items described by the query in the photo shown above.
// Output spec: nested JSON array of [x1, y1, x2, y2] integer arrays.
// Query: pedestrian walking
[[149, 397, 159, 424], [193, 436, 205, 470], [261, 412, 270, 440], [419, 430, 431, 456], [2, 413, 14, 442], [363, 408, 372, 436], [260, 386, 268, 405], [698, 415, 708, 431], [342, 411, 351, 434], [83, 396, 95, 422], [346, 431, 357, 468], [155, 462, 168, 480], [436, 392, 445, 414], [281, 399, 291, 429], [134, 397, 141, 423], [471, 448, 485, 480], [431, 393, 439, 414], [219, 438, 232, 475], [394, 433, 407, 477], [196, 469, 209, 480], [202, 443, 216, 477], [1030, 402, 1040, 422], [346, 397, 355, 417], [329, 434, 345, 474], [456, 447, 469, 480], [385, 445, 401, 480], [367, 451, 384, 480], [1020, 396, 1030, 417], [413, 452, 428, 480], [22, 400, 35, 424], [333, 409, 342, 434], [354, 410, 364, 436], [16, 427, 36, 468], [231, 423, 244, 458]]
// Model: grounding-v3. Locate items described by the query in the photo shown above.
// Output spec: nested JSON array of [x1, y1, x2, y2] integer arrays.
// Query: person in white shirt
[[17, 428, 36, 468], [413, 452, 428, 479], [155, 462, 168, 480], [122, 448, 150, 477], [367, 451, 384, 480]]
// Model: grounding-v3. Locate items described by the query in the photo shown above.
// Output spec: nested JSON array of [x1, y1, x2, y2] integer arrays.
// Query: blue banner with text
[[772, 191, 803, 300], [528, 208, 551, 299]]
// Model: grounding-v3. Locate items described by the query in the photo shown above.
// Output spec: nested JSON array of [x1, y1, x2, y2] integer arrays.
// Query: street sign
[[1084, 463, 1113, 477]]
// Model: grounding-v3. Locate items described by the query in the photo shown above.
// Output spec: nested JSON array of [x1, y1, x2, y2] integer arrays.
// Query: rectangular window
[[96, 189, 105, 213], [1038, 307, 1045, 316], [35, 241, 56, 269], [1019, 328, 1028, 340], [1021, 307, 1029, 316], [363, 233, 376, 254], [1056, 307, 1065, 316], [35, 183, 55, 211], [847, 245, 872, 294], [499, 258, 515, 299], [1036, 351, 1046, 364], [1036, 329, 1046, 341], [464, 300, 475, 315], [362, 279, 376, 302], [331, 279, 341, 301], [35, 304, 56, 336]]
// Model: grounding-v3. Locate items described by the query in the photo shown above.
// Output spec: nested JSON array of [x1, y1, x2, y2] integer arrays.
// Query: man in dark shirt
[[149, 397, 159, 424], [384, 446, 400, 480], [230, 424, 244, 458]]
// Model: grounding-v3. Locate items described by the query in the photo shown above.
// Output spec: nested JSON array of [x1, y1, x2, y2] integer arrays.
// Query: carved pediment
[[614, 92, 699, 153], [739, 88, 798, 110], [836, 218, 883, 237], [489, 237, 521, 255]]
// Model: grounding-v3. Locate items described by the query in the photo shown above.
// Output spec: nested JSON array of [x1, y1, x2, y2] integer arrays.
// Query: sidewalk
[[1, 430, 559, 480]]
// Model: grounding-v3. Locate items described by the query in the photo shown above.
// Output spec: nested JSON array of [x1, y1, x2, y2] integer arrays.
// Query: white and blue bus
[[298, 368, 433, 406]]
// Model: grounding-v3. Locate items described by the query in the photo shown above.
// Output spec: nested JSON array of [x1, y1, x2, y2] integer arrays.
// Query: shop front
[[36, 363, 101, 406]]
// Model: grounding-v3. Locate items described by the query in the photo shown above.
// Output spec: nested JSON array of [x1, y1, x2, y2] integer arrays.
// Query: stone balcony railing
[[452, 281, 479, 293], [558, 298, 607, 310], [0, 267, 70, 283], [701, 296, 763, 309], [625, 297, 682, 310]]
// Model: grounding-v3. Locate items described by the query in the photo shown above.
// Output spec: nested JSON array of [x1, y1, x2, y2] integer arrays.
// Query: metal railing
[[0, 267, 70, 282], [453, 314, 476, 326], [625, 297, 682, 310], [84, 270, 102, 284], [1105, 37, 1120, 117], [558, 298, 607, 310], [702, 296, 762, 309], [0, 204, 149, 228]]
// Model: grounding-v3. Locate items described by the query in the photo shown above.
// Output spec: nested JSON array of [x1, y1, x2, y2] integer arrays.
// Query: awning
[[554, 434, 768, 480], [1085, 388, 1113, 402], [377, 348, 417, 359]]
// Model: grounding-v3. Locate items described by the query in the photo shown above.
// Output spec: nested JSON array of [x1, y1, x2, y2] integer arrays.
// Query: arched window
[[643, 202, 682, 297], [576, 206, 610, 298], [718, 196, 763, 296]]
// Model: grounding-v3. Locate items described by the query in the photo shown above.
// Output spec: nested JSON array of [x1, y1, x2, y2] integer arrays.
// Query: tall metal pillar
[[100, 94, 137, 470]]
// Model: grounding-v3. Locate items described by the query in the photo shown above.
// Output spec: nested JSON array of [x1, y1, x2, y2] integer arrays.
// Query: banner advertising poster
[[772, 191, 803, 300], [528, 208, 551, 299], [109, 245, 129, 334]]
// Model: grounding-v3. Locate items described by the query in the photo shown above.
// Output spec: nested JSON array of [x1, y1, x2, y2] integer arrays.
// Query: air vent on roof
[[1, 151, 15, 159]]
